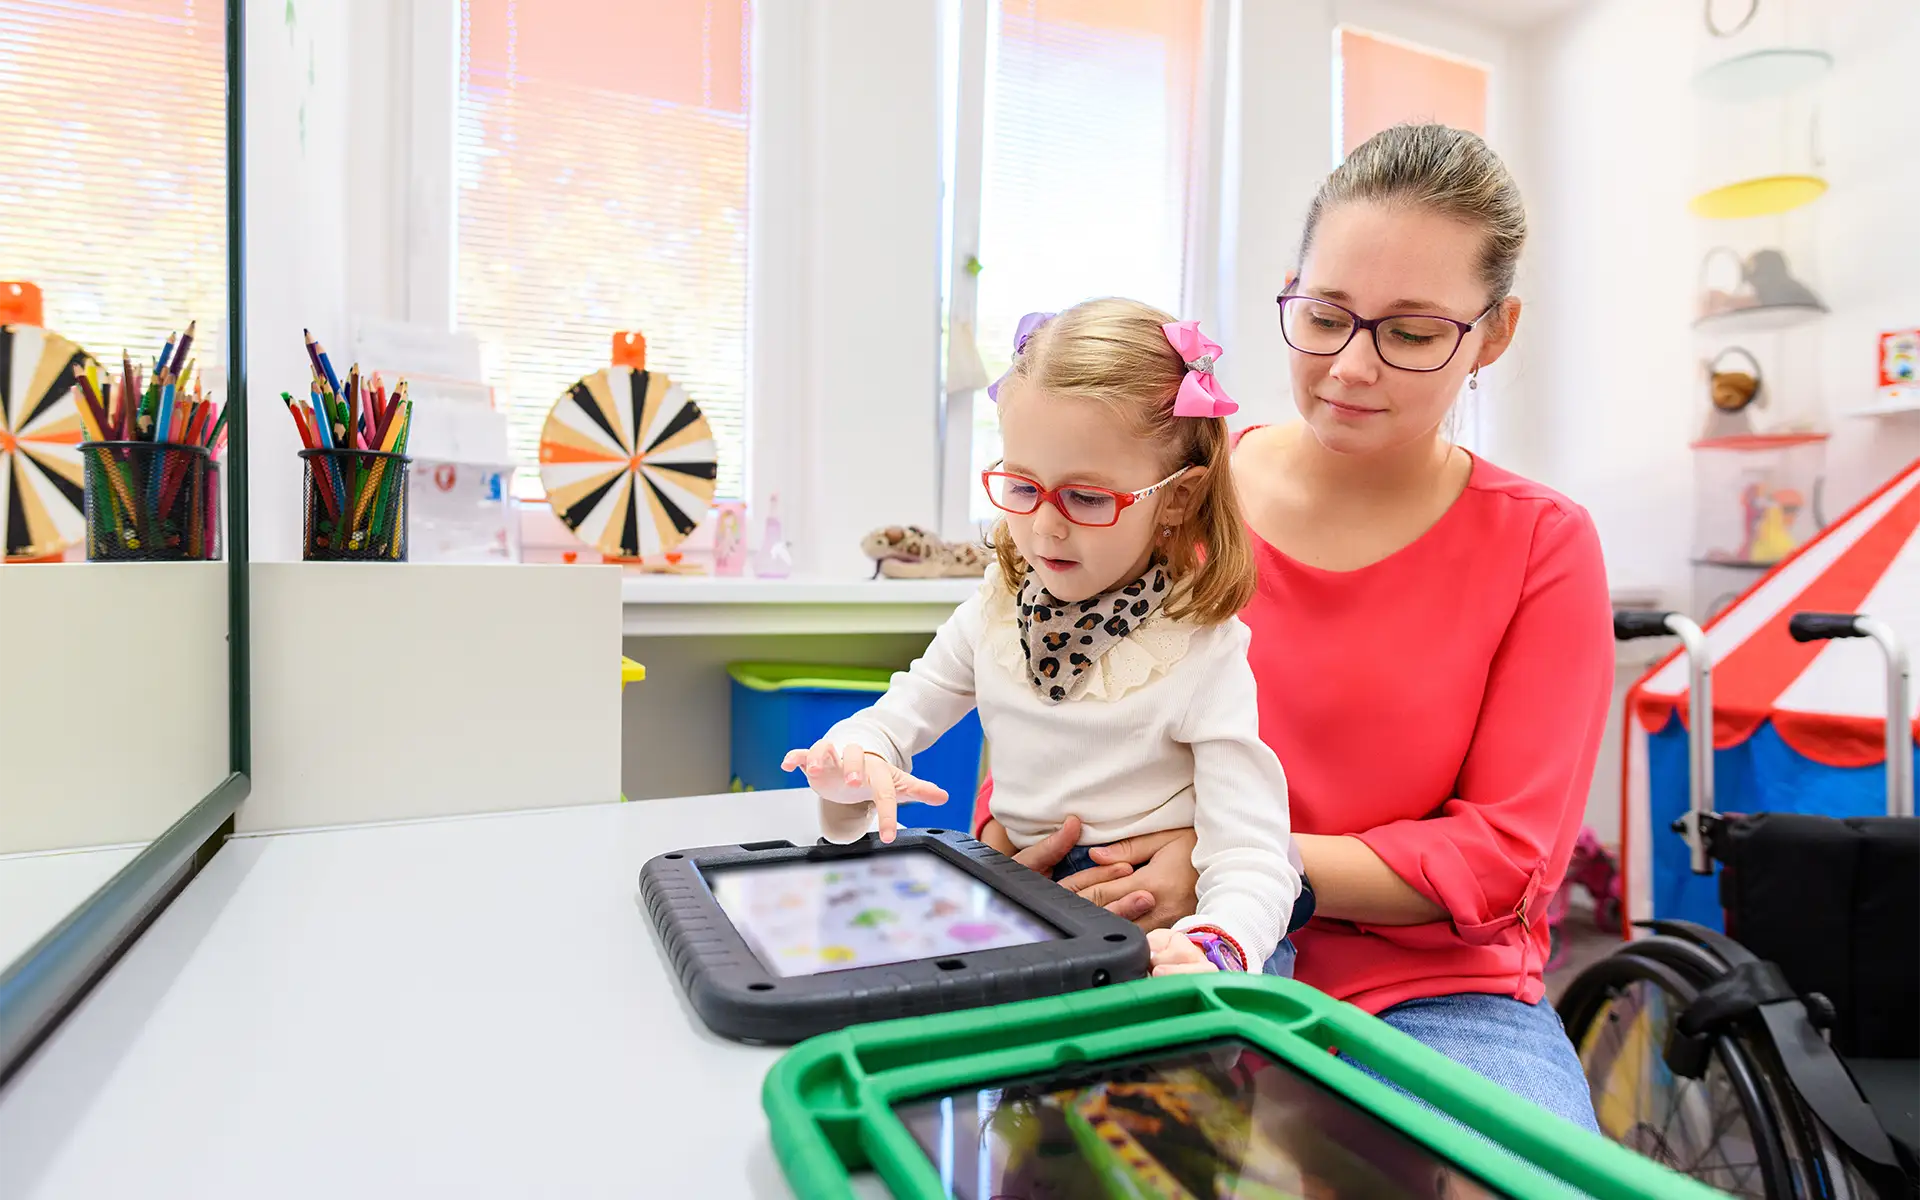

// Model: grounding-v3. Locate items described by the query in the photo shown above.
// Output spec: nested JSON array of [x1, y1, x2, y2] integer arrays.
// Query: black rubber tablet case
[[641, 828, 1152, 1044]]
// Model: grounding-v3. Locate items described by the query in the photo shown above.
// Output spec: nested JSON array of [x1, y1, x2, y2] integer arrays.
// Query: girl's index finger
[[869, 766, 899, 842]]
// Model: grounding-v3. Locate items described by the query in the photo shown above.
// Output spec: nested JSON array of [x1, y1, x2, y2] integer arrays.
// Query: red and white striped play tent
[[1623, 456, 1920, 930]]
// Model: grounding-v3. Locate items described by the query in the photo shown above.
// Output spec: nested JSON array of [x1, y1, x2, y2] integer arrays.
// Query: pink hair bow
[[1162, 320, 1237, 418]]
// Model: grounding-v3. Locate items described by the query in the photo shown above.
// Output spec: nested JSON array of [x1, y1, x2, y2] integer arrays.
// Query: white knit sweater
[[818, 569, 1301, 967]]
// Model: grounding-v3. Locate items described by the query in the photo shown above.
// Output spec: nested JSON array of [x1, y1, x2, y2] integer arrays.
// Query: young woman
[[1012, 124, 1614, 1131]]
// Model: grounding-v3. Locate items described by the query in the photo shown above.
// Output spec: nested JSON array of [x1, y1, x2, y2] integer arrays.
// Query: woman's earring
[[1469, 366, 1480, 391], [1160, 525, 1173, 540]]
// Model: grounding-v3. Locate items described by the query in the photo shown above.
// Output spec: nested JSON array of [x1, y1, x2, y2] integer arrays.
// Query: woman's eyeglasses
[[980, 466, 1188, 528], [1275, 293, 1496, 372]]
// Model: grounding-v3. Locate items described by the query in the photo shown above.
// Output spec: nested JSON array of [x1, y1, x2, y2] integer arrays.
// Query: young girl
[[783, 297, 1303, 977]]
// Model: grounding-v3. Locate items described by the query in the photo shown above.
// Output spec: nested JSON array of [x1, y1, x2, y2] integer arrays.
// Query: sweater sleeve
[[1170, 619, 1303, 967], [814, 590, 984, 842], [1356, 503, 1613, 944]]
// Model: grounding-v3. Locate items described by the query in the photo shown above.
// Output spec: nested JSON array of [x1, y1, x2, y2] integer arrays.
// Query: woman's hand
[[1146, 929, 1218, 976], [782, 741, 947, 843], [981, 816, 1156, 922], [993, 819, 1196, 927], [1079, 828, 1201, 930]]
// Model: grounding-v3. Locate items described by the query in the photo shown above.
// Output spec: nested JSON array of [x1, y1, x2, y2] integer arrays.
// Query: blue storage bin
[[727, 661, 983, 831]]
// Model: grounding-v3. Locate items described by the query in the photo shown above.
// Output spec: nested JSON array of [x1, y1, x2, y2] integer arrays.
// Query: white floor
[[0, 843, 144, 970]]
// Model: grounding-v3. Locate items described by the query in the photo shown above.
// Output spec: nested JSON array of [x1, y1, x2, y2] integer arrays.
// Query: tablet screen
[[704, 850, 1061, 978], [893, 1037, 1511, 1199]]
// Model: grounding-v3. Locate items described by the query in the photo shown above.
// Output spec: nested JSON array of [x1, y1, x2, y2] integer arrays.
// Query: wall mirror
[[0, 0, 249, 1081]]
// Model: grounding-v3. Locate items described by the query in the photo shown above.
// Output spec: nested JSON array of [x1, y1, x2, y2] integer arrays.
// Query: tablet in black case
[[640, 828, 1151, 1043]]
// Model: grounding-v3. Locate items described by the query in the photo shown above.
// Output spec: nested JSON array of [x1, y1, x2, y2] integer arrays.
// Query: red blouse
[[1241, 451, 1614, 1013]]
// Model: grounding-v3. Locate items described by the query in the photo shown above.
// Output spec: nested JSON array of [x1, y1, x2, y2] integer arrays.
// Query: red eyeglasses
[[980, 465, 1188, 528]]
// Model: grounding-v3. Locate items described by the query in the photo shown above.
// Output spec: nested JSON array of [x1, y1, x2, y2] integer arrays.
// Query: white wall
[[245, 563, 621, 831], [1515, 0, 1920, 606], [748, 0, 944, 579], [245, 0, 460, 563], [1508, 0, 1700, 598], [0, 564, 228, 853], [245, 0, 351, 563], [1803, 1, 1920, 501]]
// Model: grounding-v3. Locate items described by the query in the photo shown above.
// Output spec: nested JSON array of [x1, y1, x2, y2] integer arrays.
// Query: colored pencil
[[73, 366, 140, 535], [204, 400, 229, 449], [170, 320, 196, 378]]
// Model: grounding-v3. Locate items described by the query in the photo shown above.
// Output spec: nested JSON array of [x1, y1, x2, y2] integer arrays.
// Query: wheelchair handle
[[1615, 609, 1716, 873], [1788, 612, 1864, 642], [1614, 609, 1683, 641], [1787, 611, 1912, 818]]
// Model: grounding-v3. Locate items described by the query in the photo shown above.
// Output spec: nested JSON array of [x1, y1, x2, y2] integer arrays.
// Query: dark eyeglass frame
[[980, 465, 1188, 528], [1275, 291, 1499, 372]]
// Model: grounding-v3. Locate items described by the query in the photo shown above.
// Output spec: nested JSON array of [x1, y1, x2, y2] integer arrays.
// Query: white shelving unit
[[1848, 387, 1920, 419], [620, 573, 980, 636]]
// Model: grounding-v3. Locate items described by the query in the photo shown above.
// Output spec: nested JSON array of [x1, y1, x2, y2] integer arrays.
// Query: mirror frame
[[0, 0, 251, 1085]]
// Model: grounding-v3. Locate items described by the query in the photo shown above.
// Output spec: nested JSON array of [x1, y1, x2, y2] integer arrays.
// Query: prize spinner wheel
[[538, 365, 718, 560], [0, 324, 93, 560]]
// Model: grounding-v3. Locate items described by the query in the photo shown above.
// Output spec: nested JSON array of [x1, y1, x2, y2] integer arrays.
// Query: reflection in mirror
[[0, 1, 230, 978]]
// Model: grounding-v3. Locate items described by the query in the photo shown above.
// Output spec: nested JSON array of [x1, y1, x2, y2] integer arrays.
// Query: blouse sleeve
[[1356, 503, 1614, 944], [1171, 620, 1303, 965]]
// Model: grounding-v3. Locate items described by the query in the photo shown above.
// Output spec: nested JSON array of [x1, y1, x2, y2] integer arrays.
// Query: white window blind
[[457, 0, 751, 501], [968, 0, 1203, 517], [0, 0, 227, 374]]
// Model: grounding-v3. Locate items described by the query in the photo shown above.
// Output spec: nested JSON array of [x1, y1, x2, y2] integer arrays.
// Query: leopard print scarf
[[1016, 561, 1172, 703]]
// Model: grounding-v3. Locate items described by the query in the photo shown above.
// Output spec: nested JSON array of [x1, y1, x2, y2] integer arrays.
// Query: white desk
[[0, 790, 876, 1200], [622, 574, 978, 636]]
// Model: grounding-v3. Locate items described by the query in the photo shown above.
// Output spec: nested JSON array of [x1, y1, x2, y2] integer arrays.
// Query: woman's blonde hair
[[989, 297, 1255, 624], [1298, 122, 1527, 307]]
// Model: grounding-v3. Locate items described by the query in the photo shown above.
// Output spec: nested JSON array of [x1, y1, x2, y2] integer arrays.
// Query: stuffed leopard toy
[[860, 525, 990, 579]]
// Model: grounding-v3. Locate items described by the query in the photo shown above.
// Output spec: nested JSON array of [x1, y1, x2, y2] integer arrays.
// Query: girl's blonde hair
[[989, 297, 1255, 624]]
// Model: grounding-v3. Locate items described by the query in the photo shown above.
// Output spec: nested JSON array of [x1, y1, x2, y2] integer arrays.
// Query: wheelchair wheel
[[1619, 935, 1899, 1200], [1560, 950, 1794, 1198]]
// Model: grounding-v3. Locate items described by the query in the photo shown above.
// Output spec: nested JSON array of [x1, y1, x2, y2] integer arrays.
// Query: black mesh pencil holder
[[301, 449, 410, 561], [80, 441, 211, 562]]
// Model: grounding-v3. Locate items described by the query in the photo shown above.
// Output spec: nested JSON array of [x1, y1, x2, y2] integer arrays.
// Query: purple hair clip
[[985, 311, 1056, 402]]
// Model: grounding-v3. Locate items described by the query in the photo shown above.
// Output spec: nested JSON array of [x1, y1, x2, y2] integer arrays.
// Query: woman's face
[[1286, 200, 1519, 457]]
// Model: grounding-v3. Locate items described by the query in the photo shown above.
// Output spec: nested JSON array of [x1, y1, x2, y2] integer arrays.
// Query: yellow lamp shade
[[1689, 174, 1827, 219]]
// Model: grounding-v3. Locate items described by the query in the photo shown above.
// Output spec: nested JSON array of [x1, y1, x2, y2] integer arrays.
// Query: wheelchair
[[1557, 608, 1919, 1198]]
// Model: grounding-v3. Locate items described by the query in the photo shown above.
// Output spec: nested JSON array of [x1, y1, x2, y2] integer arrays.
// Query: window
[[0, 1, 227, 381], [1333, 27, 1487, 163], [944, 0, 1206, 524], [457, 0, 751, 500]]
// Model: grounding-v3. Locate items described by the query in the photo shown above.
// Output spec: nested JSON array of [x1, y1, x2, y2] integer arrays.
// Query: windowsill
[[622, 573, 979, 637]]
